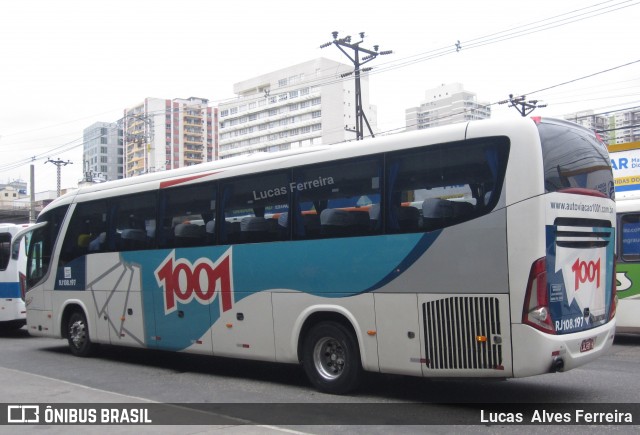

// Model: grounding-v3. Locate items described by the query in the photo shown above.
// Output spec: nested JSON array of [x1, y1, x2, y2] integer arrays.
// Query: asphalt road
[[1, 327, 639, 434]]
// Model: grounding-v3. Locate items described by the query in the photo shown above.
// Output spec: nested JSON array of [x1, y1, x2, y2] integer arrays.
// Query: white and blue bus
[[0, 223, 31, 330], [15, 117, 616, 393]]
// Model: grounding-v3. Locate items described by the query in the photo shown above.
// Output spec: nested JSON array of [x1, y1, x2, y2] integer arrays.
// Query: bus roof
[[42, 116, 558, 212], [0, 223, 32, 232], [616, 197, 640, 213]]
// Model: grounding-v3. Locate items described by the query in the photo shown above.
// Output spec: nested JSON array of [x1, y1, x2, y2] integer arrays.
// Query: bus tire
[[67, 311, 96, 357], [301, 321, 362, 394]]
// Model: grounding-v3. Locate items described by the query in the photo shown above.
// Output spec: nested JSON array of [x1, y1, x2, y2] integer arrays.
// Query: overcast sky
[[1, 0, 639, 192]]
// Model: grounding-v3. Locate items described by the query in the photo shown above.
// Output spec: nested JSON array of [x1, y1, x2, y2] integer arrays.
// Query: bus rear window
[[537, 119, 613, 199]]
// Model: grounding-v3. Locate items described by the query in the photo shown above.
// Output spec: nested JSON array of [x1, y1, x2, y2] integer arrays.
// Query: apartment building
[[124, 97, 215, 177], [405, 83, 491, 131], [563, 110, 612, 144], [563, 108, 640, 145], [218, 57, 376, 159], [82, 121, 124, 182], [611, 109, 640, 144]]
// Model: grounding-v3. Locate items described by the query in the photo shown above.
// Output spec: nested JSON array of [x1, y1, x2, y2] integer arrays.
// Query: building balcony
[[127, 162, 145, 173], [129, 117, 146, 125], [218, 129, 321, 158], [126, 144, 146, 154], [184, 155, 202, 164], [130, 157, 145, 166], [184, 121, 203, 128], [184, 111, 204, 117], [127, 128, 146, 137], [184, 114, 203, 121], [184, 145, 203, 152], [184, 138, 203, 145], [219, 89, 321, 130], [219, 117, 319, 145]]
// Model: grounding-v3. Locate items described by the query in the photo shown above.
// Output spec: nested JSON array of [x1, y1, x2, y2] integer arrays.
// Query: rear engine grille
[[423, 296, 502, 370]]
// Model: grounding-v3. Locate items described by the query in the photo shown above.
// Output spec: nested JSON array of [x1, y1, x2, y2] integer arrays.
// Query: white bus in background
[[0, 223, 31, 330], [608, 141, 640, 334], [15, 117, 616, 394]]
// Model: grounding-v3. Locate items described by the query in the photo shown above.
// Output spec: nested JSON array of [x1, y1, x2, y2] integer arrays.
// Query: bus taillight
[[557, 187, 607, 198], [523, 257, 556, 334], [19, 272, 26, 301]]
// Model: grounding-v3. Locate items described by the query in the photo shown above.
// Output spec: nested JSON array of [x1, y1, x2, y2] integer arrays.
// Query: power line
[[354, 0, 640, 79], [2, 1, 639, 172], [526, 59, 640, 95], [4, 56, 637, 172], [8, 0, 635, 147], [596, 124, 640, 133], [455, 0, 639, 53]]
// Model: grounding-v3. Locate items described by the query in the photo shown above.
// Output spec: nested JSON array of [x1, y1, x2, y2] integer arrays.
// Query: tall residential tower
[[218, 58, 377, 159], [124, 97, 215, 177], [406, 83, 491, 131]]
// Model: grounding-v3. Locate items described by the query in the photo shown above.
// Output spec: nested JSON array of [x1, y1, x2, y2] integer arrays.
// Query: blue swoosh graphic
[[121, 231, 441, 350]]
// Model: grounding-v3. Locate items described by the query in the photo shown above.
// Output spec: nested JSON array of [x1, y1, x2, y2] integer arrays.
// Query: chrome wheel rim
[[69, 319, 87, 350], [313, 336, 346, 380]]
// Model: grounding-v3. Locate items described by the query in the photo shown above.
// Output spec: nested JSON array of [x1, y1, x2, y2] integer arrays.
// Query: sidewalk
[[0, 366, 307, 434]]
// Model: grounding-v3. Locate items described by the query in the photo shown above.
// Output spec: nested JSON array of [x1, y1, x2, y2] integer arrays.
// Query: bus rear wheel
[[67, 311, 96, 357], [301, 321, 362, 394]]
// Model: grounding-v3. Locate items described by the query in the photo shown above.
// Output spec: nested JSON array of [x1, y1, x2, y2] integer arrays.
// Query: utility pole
[[30, 164, 36, 223], [499, 94, 547, 117], [124, 113, 154, 175], [320, 31, 392, 140], [45, 158, 72, 197]]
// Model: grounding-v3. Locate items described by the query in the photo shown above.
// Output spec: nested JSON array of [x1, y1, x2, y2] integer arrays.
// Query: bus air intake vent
[[553, 218, 613, 249], [423, 296, 502, 370]]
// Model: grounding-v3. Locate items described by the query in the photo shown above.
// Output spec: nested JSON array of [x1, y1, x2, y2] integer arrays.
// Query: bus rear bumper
[[26, 309, 55, 337], [0, 298, 26, 323], [511, 320, 616, 378]]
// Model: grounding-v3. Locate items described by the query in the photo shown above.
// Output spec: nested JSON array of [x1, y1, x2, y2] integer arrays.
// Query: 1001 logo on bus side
[[155, 249, 234, 315]]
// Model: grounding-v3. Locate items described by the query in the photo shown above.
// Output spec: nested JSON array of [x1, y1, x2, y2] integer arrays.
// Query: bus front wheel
[[301, 321, 362, 394], [67, 311, 96, 357]]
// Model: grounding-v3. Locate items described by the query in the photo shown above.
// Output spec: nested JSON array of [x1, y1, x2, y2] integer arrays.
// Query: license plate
[[580, 338, 595, 353]]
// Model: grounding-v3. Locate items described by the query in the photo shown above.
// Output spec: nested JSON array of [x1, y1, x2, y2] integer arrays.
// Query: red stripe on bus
[[160, 172, 220, 189]]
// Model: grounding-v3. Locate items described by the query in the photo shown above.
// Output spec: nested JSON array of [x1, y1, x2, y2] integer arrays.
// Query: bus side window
[[158, 182, 217, 249], [59, 201, 108, 264], [386, 138, 508, 233], [292, 157, 382, 240], [220, 171, 290, 245], [111, 192, 157, 252]]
